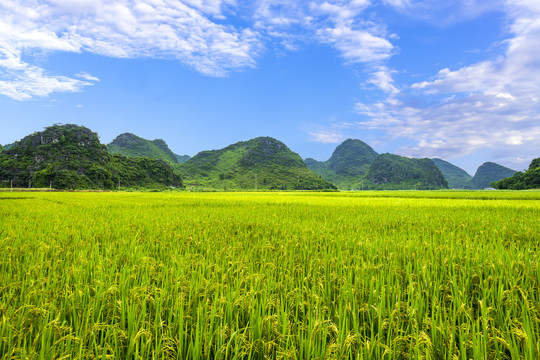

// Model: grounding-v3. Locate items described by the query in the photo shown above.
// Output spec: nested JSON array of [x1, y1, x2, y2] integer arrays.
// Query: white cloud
[[0, 0, 262, 100], [308, 129, 345, 143], [382, 0, 410, 9], [253, 0, 307, 29], [1, 0, 398, 100], [310, 0, 371, 22], [0, 51, 96, 100], [253, 0, 395, 63], [312, 1, 395, 64], [317, 21, 394, 63], [382, 0, 503, 26], [351, 0, 540, 170], [366, 66, 398, 94], [182, 0, 236, 16], [76, 72, 100, 82]]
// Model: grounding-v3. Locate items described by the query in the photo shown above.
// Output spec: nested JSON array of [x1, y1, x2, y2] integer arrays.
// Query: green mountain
[[107, 133, 179, 163], [0, 124, 182, 190], [305, 139, 378, 189], [432, 158, 472, 189], [492, 158, 540, 189], [176, 154, 191, 163], [180, 137, 336, 190], [468, 162, 516, 189], [366, 153, 448, 189]]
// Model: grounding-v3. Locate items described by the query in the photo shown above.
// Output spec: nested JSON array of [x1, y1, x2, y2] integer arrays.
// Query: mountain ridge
[[432, 158, 472, 189], [180, 136, 336, 190], [107, 133, 179, 164], [0, 124, 531, 191], [305, 139, 378, 189], [0, 124, 182, 189], [366, 153, 448, 189], [469, 162, 516, 189]]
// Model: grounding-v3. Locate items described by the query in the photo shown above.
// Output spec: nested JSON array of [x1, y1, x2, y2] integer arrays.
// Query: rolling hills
[[307, 139, 448, 190], [366, 153, 448, 189], [180, 137, 336, 190], [0, 124, 182, 189], [307, 139, 520, 190], [0, 125, 529, 191]]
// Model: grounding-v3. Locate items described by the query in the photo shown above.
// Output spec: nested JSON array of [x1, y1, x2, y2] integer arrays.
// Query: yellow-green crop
[[0, 191, 539, 359]]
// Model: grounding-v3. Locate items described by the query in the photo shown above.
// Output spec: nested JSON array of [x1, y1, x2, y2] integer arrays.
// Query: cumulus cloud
[[253, 0, 395, 64], [353, 0, 540, 170], [317, 22, 394, 63], [0, 0, 399, 100], [0, 0, 262, 100], [0, 0, 397, 100], [0, 49, 97, 100]]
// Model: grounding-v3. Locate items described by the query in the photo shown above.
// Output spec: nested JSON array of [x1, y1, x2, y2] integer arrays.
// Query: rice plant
[[0, 190, 539, 359]]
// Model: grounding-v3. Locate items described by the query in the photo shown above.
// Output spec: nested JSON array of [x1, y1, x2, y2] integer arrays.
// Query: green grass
[[0, 191, 539, 359]]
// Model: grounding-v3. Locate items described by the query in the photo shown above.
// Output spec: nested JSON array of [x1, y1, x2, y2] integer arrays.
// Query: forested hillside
[[468, 162, 516, 189], [432, 158, 472, 188], [366, 154, 448, 189], [492, 158, 540, 189], [305, 139, 378, 189], [180, 137, 336, 190], [0, 124, 182, 189], [107, 133, 179, 164]]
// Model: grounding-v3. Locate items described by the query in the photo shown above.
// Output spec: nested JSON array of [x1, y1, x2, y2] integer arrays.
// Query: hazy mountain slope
[[304, 158, 324, 172], [176, 154, 191, 163], [432, 158, 472, 188], [107, 133, 179, 163], [366, 154, 448, 189], [180, 137, 336, 190], [468, 162, 516, 189]]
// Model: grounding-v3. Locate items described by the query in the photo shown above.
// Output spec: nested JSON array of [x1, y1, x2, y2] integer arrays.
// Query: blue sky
[[1, 0, 539, 175]]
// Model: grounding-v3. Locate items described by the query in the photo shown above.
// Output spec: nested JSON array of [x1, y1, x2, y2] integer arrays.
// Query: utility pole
[[118, 179, 120, 191], [50, 180, 52, 189], [10, 180, 13, 192], [255, 174, 257, 191]]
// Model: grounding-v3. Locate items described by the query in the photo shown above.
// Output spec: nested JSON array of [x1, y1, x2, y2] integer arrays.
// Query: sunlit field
[[1, 191, 539, 359]]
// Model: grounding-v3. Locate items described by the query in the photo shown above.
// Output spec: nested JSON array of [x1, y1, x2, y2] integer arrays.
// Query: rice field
[[0, 190, 539, 359]]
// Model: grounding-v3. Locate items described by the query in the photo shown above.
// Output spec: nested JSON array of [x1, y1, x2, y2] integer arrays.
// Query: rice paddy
[[0, 190, 539, 359]]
